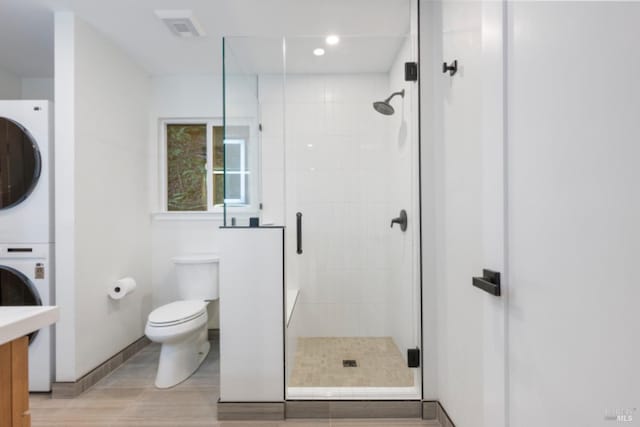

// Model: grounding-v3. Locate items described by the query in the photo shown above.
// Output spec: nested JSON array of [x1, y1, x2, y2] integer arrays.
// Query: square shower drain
[[342, 359, 358, 367]]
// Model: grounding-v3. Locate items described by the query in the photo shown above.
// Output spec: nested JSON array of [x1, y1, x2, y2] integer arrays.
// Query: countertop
[[0, 306, 59, 345]]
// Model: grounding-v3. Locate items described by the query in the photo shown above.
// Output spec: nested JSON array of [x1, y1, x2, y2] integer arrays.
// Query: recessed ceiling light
[[326, 35, 340, 45], [313, 48, 325, 56]]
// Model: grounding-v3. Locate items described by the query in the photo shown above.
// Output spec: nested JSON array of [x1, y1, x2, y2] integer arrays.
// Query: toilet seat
[[148, 300, 207, 327]]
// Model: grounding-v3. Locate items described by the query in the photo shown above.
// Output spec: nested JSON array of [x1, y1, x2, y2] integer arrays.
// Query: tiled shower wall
[[259, 63, 420, 377], [283, 73, 395, 338]]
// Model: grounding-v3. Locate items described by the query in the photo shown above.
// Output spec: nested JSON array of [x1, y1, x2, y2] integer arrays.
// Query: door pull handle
[[472, 269, 501, 296]]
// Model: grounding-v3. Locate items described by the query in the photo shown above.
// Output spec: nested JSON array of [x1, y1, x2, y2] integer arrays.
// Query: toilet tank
[[172, 254, 219, 300]]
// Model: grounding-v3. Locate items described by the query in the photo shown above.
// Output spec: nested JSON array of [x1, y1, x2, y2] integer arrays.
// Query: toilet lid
[[148, 300, 207, 325]]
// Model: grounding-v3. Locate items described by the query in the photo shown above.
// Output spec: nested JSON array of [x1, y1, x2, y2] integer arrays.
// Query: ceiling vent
[[155, 10, 205, 38]]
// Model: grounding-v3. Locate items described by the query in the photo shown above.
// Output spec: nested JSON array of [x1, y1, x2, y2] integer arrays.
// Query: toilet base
[[154, 326, 210, 389]]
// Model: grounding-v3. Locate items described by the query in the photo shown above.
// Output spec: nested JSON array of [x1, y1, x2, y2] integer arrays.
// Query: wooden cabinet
[[0, 336, 30, 427]]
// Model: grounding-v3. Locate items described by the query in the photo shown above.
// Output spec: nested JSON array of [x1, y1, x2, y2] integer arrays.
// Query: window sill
[[151, 212, 224, 222]]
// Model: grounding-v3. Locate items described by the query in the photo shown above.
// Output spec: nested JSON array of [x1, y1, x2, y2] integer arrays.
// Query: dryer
[[0, 243, 53, 391], [0, 100, 53, 244]]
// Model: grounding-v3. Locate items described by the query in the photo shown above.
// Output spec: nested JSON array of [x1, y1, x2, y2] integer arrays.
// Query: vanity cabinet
[[0, 306, 58, 427], [0, 336, 30, 427]]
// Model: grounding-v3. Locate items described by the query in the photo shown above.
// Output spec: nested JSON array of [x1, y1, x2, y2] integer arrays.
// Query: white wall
[[148, 74, 250, 329], [280, 73, 392, 340], [507, 2, 640, 426], [21, 78, 54, 101], [421, 1, 640, 426], [219, 228, 284, 401], [55, 12, 152, 380], [0, 66, 53, 101], [148, 74, 261, 329], [0, 67, 21, 99], [420, 0, 487, 424]]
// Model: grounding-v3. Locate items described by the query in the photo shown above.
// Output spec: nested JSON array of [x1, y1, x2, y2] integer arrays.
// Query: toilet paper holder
[[109, 277, 137, 300]]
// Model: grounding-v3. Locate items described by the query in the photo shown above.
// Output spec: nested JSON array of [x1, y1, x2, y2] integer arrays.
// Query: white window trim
[[156, 118, 259, 218]]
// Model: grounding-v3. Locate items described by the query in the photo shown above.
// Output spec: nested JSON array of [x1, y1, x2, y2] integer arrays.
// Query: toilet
[[145, 254, 219, 388]]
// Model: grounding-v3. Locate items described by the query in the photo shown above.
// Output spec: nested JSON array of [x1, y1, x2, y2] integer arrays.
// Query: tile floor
[[30, 337, 437, 427], [289, 337, 414, 387]]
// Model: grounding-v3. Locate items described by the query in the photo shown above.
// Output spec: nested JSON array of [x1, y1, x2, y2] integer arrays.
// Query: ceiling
[[0, 0, 411, 78]]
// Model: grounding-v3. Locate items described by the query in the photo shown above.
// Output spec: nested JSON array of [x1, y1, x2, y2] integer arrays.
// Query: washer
[[0, 243, 54, 391], [0, 100, 53, 244]]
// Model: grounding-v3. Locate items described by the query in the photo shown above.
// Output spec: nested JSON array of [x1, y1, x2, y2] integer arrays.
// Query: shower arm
[[385, 90, 405, 103]]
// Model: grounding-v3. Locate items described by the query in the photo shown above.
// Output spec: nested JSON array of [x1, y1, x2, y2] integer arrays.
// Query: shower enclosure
[[223, 33, 421, 400]]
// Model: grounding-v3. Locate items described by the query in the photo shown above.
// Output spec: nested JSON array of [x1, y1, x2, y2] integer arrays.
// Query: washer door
[[0, 117, 42, 210], [0, 265, 42, 343]]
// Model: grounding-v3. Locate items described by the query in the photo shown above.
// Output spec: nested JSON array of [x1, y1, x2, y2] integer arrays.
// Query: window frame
[[159, 118, 259, 216]]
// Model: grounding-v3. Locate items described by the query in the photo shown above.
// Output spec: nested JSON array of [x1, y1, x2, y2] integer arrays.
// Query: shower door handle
[[296, 212, 303, 254]]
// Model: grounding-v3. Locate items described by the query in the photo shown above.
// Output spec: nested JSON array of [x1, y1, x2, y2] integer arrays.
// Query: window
[[163, 120, 253, 212]]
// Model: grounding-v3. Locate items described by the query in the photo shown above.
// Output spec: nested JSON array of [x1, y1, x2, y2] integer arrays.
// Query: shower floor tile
[[289, 337, 414, 388]]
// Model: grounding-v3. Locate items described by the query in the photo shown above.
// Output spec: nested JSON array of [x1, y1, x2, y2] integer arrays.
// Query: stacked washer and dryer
[[0, 100, 54, 391]]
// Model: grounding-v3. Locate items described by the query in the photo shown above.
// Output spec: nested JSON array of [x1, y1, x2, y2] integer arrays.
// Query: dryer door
[[0, 117, 42, 209], [0, 265, 42, 343]]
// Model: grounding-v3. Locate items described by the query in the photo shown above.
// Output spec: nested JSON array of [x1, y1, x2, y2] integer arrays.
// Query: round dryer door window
[[0, 266, 42, 343], [0, 117, 42, 210]]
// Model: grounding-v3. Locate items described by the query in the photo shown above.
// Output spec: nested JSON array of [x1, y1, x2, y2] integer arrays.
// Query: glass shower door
[[283, 35, 422, 399]]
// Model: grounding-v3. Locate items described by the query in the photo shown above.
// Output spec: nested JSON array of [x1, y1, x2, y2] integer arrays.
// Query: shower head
[[373, 89, 405, 115]]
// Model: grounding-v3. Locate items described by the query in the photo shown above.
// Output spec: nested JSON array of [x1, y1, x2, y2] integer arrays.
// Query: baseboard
[[429, 401, 454, 427], [217, 401, 285, 420], [423, 401, 438, 419], [218, 399, 450, 423], [286, 400, 422, 419], [208, 328, 219, 340], [51, 336, 150, 399]]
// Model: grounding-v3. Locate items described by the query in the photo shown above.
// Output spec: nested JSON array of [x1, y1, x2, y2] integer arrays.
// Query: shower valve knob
[[442, 60, 458, 76], [390, 210, 408, 232]]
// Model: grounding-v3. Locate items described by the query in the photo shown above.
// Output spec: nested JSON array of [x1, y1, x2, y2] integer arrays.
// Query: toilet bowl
[[145, 254, 219, 388], [145, 300, 210, 388]]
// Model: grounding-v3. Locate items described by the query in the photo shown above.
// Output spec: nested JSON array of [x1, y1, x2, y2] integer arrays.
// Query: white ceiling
[[0, 0, 411, 78]]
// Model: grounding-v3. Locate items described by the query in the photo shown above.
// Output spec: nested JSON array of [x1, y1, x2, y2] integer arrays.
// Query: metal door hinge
[[405, 62, 418, 81], [408, 348, 420, 368]]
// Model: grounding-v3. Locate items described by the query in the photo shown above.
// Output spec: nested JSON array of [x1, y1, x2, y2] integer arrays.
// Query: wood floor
[[30, 338, 438, 426]]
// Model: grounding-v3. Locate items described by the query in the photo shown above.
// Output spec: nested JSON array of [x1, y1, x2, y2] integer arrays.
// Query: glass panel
[[224, 142, 242, 171], [224, 174, 243, 201], [223, 36, 283, 226], [0, 117, 41, 210], [282, 34, 421, 400], [222, 30, 420, 400], [166, 124, 207, 211]]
